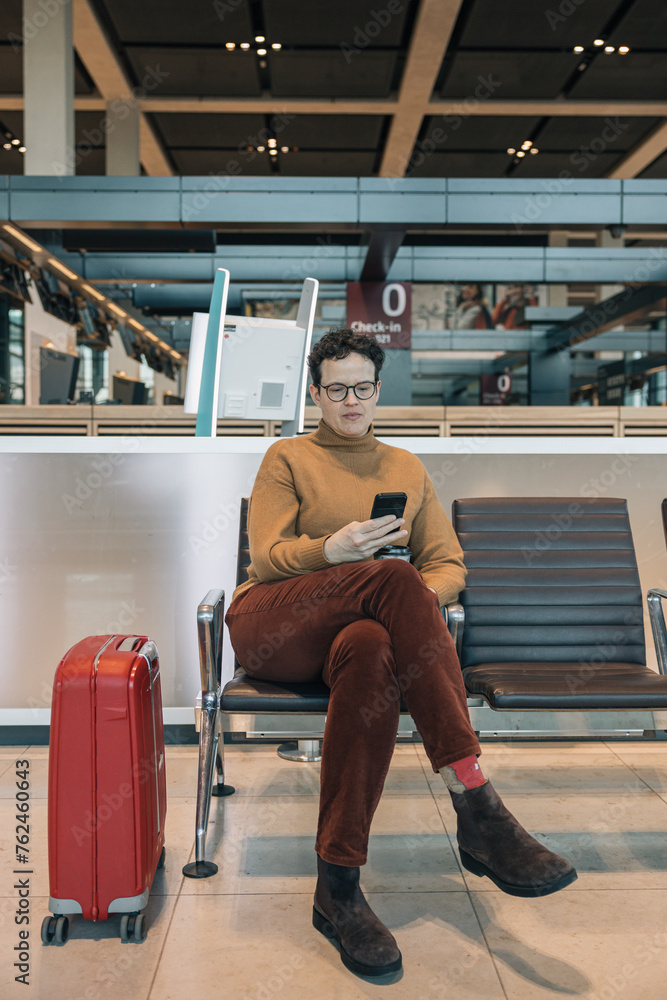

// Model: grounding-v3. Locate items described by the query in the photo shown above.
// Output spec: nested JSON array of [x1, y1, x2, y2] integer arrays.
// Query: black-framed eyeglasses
[[318, 381, 378, 402]]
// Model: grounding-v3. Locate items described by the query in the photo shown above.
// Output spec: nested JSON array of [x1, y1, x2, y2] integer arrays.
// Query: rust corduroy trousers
[[225, 559, 480, 866]]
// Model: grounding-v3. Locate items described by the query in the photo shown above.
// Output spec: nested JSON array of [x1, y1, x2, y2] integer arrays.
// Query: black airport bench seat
[[184, 495, 667, 877], [222, 496, 667, 715], [452, 497, 667, 710]]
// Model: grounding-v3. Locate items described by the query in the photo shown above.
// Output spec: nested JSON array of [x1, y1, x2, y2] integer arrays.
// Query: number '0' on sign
[[346, 281, 412, 350]]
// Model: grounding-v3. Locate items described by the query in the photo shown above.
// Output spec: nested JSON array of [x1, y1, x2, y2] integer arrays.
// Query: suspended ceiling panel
[[269, 51, 397, 99], [262, 0, 413, 47], [456, 0, 613, 48]]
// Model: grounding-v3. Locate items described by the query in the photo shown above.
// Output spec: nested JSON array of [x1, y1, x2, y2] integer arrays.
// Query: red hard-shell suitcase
[[43, 634, 167, 945]]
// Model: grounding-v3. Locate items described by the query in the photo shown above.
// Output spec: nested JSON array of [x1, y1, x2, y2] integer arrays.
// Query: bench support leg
[[277, 739, 322, 762], [182, 698, 227, 878], [211, 739, 235, 797]]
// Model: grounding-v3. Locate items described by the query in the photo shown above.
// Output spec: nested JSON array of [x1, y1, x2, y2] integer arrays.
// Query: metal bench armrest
[[648, 589, 667, 676], [197, 588, 225, 700], [444, 602, 465, 660]]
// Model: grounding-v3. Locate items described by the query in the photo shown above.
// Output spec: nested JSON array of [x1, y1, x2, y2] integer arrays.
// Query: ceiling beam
[[426, 101, 667, 118], [71, 0, 172, 176], [545, 284, 667, 351], [359, 226, 406, 281], [379, 0, 463, 177], [1, 95, 666, 118], [607, 119, 667, 179]]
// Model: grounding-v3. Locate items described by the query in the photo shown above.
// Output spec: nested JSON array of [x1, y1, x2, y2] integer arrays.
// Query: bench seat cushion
[[463, 662, 667, 709], [222, 672, 410, 714], [222, 674, 331, 713]]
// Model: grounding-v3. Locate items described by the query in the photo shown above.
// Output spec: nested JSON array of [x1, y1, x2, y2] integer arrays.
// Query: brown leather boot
[[313, 856, 402, 976], [449, 780, 577, 897]]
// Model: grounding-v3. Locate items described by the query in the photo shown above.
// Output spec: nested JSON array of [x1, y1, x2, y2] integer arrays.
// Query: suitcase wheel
[[120, 912, 147, 943], [41, 915, 69, 946], [157, 846, 166, 870]]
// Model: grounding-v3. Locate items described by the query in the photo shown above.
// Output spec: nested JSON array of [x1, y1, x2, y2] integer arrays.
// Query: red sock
[[448, 754, 486, 790]]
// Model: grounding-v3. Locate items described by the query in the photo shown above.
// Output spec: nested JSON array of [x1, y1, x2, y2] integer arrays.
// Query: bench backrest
[[452, 497, 645, 669], [236, 497, 251, 586]]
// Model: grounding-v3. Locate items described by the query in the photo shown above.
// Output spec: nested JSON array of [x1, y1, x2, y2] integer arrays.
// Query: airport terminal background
[[2, 1, 667, 998]]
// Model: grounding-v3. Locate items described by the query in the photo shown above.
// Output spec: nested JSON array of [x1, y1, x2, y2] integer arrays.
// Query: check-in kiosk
[[184, 269, 319, 437]]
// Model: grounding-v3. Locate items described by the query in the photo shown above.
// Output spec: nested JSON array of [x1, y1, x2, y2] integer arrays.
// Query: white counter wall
[[1, 436, 666, 725]]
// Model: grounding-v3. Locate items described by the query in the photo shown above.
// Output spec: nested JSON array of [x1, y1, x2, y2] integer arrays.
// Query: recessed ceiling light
[[516, 150, 525, 158], [530, 147, 539, 154], [604, 45, 615, 53], [281, 146, 289, 153], [82, 283, 106, 301], [257, 145, 265, 152], [106, 301, 126, 318], [268, 138, 277, 146], [521, 140, 532, 150], [593, 38, 604, 46], [269, 149, 277, 156], [618, 45, 630, 54], [573, 45, 584, 53], [271, 42, 281, 49], [225, 42, 235, 49], [3, 143, 11, 150], [18, 146, 26, 153], [144, 331, 159, 342], [506, 147, 516, 155], [240, 42, 250, 49], [11, 138, 20, 145], [3, 224, 44, 253], [257, 48, 266, 55], [255, 35, 265, 42], [48, 258, 80, 281]]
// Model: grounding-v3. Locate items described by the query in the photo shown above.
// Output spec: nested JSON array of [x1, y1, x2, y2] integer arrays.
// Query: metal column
[[106, 101, 140, 177], [23, 0, 75, 176]]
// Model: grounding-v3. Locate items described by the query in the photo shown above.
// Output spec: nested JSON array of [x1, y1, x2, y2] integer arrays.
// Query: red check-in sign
[[346, 282, 412, 349]]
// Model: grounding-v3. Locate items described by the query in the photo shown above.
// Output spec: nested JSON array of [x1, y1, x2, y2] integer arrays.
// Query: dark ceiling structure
[[1, 0, 666, 180]]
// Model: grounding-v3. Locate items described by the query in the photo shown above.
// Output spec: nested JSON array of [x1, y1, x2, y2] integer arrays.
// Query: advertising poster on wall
[[346, 282, 412, 349], [411, 283, 547, 331]]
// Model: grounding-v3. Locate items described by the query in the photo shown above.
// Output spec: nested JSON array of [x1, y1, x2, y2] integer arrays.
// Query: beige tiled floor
[[3, 739, 667, 999]]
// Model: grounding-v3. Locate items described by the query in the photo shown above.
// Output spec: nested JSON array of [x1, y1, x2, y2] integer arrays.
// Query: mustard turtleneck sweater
[[231, 419, 466, 606]]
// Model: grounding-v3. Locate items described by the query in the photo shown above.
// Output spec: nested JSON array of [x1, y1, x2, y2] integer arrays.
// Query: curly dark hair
[[307, 329, 385, 386]]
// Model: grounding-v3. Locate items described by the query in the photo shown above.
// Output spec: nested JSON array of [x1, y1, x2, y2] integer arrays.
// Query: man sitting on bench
[[225, 328, 576, 979]]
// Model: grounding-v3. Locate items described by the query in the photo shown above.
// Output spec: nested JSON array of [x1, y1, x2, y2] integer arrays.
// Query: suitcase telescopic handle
[[197, 589, 225, 698], [137, 639, 162, 835]]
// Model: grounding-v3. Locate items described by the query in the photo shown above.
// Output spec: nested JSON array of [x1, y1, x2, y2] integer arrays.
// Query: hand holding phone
[[370, 492, 407, 522], [323, 492, 408, 564]]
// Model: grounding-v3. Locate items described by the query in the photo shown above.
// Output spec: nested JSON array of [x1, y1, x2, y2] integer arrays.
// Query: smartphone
[[370, 492, 407, 521]]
